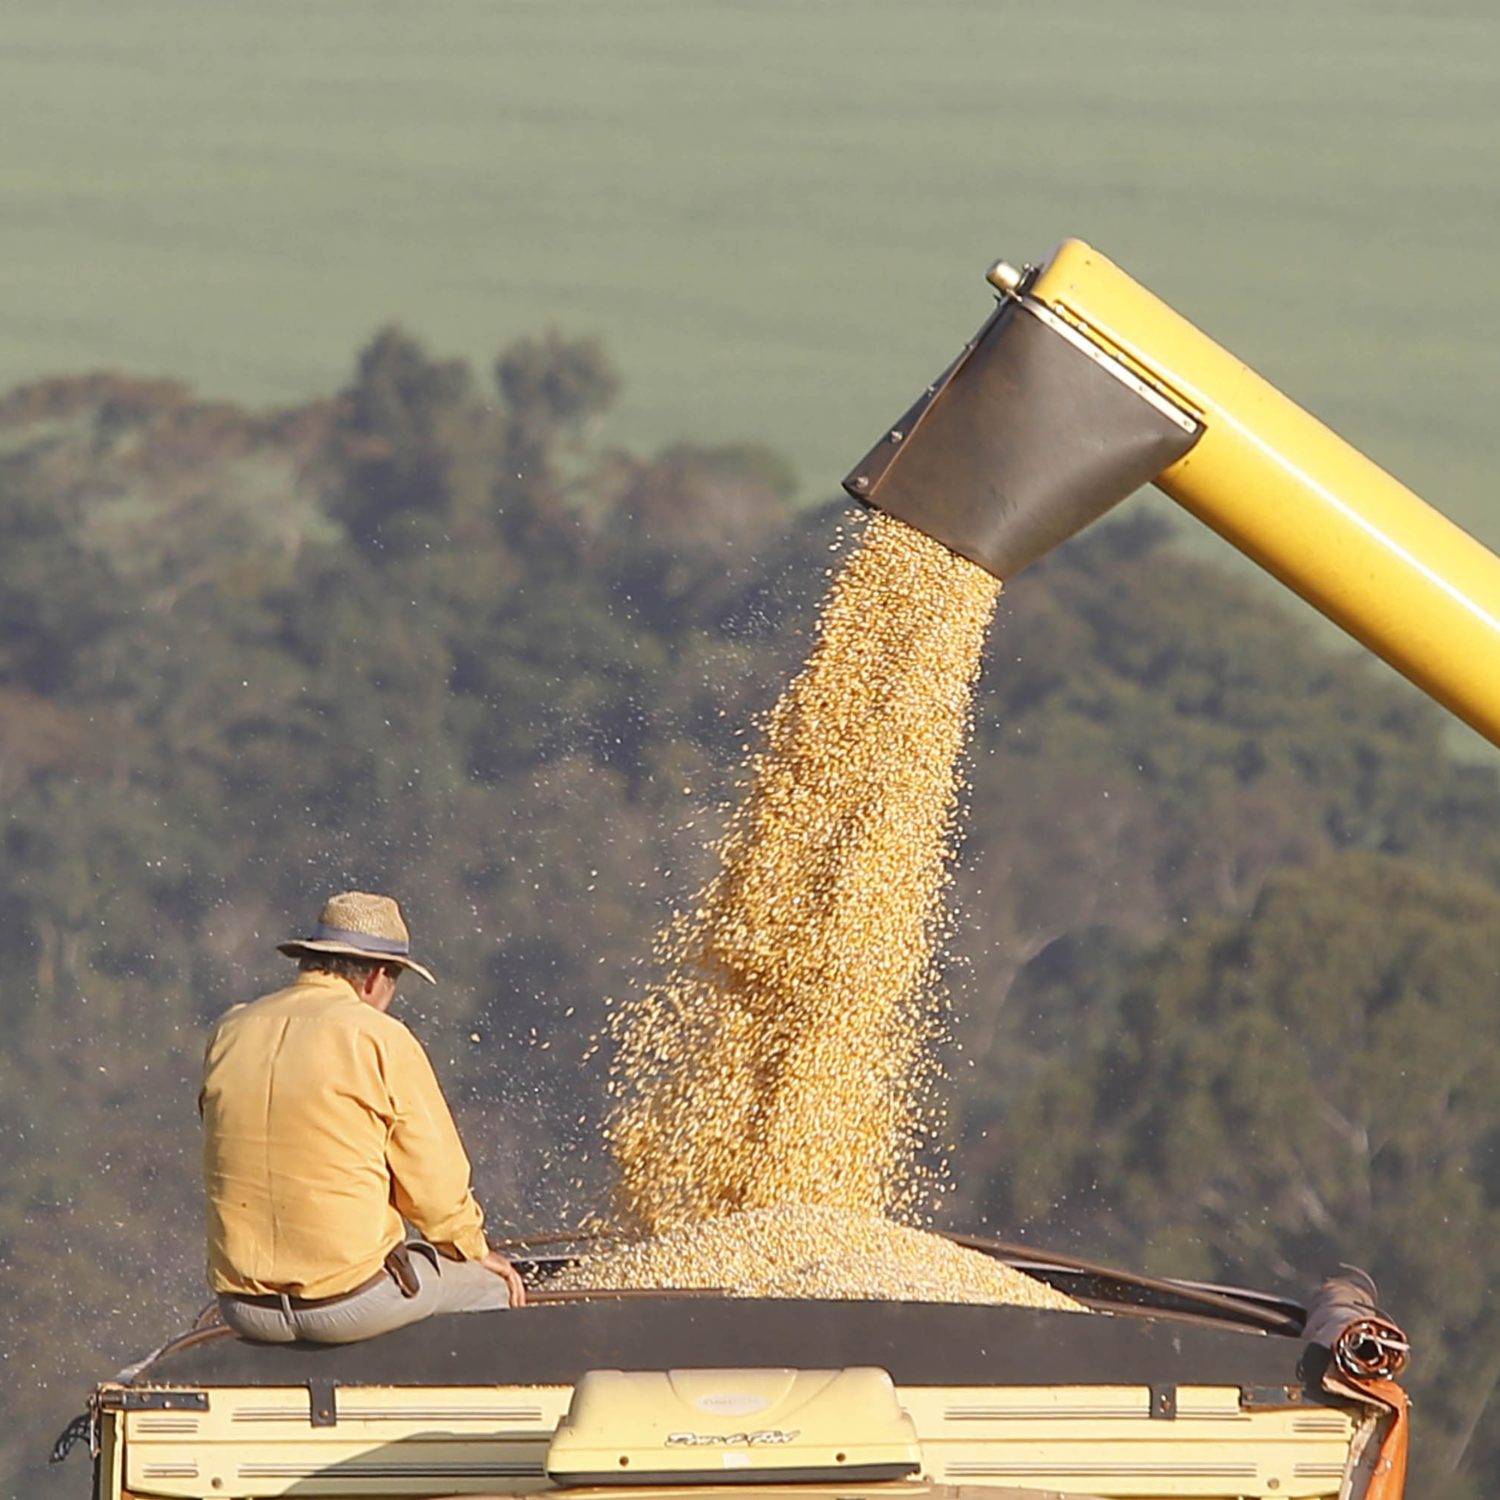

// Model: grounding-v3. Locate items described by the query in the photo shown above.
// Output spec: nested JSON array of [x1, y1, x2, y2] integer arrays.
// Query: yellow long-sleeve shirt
[[201, 971, 490, 1298]]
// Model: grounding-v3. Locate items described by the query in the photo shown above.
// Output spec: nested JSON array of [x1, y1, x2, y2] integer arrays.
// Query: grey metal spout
[[843, 296, 1202, 581]]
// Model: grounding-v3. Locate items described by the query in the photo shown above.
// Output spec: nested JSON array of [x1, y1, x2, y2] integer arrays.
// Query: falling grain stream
[[560, 512, 1082, 1310]]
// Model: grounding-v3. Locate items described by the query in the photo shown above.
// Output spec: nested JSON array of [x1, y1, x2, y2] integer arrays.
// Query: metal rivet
[[851, 476, 869, 492]]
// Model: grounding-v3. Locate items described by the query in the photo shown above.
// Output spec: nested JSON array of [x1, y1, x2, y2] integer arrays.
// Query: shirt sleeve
[[379, 1022, 491, 1262]]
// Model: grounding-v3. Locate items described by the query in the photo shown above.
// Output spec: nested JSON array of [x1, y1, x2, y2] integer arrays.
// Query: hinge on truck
[[1240, 1385, 1308, 1410], [308, 1378, 339, 1427], [1149, 1384, 1178, 1420], [113, 1391, 210, 1412]]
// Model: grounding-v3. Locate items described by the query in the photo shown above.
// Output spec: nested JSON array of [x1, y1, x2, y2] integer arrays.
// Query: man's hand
[[480, 1248, 528, 1307]]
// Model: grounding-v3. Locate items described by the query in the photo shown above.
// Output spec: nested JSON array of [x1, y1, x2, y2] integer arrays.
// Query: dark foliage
[[4, 336, 1500, 1497]]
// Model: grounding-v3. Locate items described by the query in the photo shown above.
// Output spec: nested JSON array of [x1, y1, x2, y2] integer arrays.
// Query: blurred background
[[3, 3, 1499, 1496]]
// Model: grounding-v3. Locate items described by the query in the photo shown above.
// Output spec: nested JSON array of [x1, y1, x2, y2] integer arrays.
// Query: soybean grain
[[553, 1205, 1084, 1311], [604, 513, 1002, 1233]]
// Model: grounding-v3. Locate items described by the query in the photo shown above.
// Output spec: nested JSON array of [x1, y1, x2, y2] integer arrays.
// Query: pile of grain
[[551, 1205, 1084, 1310], [604, 512, 1002, 1233]]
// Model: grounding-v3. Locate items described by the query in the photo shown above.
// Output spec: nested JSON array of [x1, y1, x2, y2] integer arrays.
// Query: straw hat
[[277, 891, 436, 984]]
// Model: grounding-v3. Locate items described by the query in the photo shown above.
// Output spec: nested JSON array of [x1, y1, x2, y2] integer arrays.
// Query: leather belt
[[227, 1264, 390, 1311]]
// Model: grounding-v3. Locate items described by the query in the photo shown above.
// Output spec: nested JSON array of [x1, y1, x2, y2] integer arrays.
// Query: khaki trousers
[[218, 1241, 510, 1344]]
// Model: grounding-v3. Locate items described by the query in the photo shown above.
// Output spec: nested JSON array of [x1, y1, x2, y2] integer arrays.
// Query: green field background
[[7, 8, 1500, 1494], [4, 0, 1498, 534]]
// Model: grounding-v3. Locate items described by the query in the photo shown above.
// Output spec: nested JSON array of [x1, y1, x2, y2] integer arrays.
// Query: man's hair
[[299, 954, 401, 987]]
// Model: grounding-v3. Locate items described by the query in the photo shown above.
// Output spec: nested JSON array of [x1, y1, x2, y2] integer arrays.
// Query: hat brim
[[278, 939, 436, 985]]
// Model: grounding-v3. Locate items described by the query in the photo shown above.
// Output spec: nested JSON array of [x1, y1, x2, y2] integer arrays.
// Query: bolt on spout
[[985, 260, 1024, 295]]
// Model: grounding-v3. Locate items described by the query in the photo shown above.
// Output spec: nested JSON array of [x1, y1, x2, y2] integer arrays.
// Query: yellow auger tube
[[1027, 238, 1500, 748]]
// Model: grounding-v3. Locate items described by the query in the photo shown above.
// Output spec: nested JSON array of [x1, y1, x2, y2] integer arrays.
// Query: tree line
[[3, 327, 1499, 1498]]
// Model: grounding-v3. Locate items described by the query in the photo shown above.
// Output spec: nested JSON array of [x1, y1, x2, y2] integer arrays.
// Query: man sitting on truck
[[200, 890, 526, 1343]]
